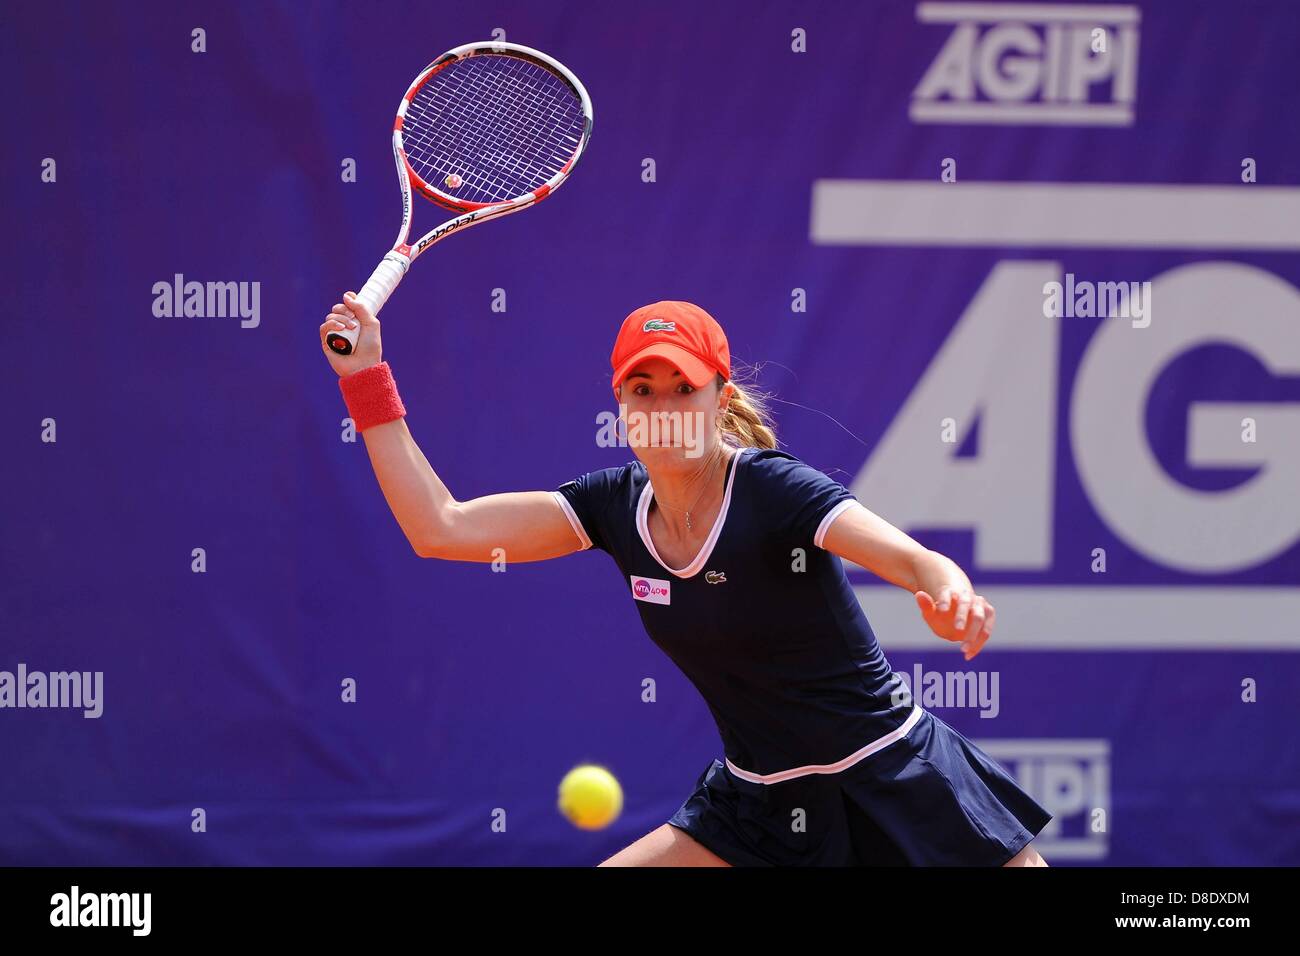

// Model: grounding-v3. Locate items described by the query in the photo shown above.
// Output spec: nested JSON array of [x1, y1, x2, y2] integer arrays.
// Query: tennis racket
[[327, 40, 594, 355]]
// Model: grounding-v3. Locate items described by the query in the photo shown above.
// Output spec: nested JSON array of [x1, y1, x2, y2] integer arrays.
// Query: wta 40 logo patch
[[630, 575, 671, 605]]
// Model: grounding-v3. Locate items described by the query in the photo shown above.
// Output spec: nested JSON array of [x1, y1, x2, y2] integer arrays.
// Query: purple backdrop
[[3, 0, 1298, 865]]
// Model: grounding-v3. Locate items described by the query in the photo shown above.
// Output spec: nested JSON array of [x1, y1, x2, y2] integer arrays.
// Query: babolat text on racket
[[327, 40, 594, 355]]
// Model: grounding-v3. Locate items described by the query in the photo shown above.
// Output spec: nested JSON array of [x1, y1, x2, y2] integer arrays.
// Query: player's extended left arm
[[821, 503, 994, 660]]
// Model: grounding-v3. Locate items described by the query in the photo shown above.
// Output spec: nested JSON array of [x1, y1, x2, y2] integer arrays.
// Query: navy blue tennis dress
[[553, 444, 1052, 866]]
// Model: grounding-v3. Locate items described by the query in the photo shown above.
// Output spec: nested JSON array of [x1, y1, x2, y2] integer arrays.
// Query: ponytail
[[716, 371, 777, 450]]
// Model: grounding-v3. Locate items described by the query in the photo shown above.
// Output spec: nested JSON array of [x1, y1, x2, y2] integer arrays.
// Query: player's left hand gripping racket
[[327, 40, 594, 355]]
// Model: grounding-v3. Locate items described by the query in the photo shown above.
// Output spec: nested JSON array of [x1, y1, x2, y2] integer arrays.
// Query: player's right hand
[[320, 291, 384, 377]]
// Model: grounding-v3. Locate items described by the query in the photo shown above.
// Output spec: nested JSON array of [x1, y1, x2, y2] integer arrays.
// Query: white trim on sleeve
[[551, 491, 593, 551], [813, 498, 857, 550]]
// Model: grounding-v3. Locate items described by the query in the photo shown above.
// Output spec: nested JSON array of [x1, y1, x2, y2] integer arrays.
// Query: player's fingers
[[964, 623, 993, 659], [329, 304, 359, 328], [962, 600, 986, 641], [344, 291, 378, 326], [319, 320, 345, 350], [962, 601, 994, 658], [935, 585, 954, 613], [952, 590, 973, 631], [915, 590, 937, 617]]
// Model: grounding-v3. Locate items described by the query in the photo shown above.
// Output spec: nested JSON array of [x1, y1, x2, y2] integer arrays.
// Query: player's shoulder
[[558, 458, 646, 500], [591, 457, 647, 485], [742, 446, 806, 468], [741, 446, 824, 484], [739, 445, 853, 503]]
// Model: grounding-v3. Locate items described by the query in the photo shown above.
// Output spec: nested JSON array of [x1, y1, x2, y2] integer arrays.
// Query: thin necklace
[[653, 445, 729, 532]]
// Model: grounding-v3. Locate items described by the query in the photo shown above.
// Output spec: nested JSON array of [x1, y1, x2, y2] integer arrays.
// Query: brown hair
[[716, 370, 777, 450]]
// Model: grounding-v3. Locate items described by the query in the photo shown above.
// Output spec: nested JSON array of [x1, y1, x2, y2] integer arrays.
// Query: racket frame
[[328, 41, 594, 355]]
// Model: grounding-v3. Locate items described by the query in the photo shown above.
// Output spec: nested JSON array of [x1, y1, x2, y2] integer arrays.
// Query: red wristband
[[339, 362, 407, 432]]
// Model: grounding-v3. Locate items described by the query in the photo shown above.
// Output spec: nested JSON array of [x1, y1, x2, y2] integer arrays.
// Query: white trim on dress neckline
[[636, 447, 745, 579]]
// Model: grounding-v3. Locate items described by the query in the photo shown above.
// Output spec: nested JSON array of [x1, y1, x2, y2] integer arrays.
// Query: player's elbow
[[411, 538, 440, 559], [410, 503, 467, 559], [411, 534, 458, 560]]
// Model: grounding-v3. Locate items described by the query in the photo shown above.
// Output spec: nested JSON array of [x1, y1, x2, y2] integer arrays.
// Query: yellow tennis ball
[[557, 764, 623, 830]]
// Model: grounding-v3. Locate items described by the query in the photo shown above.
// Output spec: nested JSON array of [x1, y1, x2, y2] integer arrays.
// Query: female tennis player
[[320, 294, 1052, 867]]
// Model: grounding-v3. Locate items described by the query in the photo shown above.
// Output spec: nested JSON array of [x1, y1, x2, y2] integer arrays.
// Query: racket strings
[[403, 53, 586, 206], [409, 66, 577, 201]]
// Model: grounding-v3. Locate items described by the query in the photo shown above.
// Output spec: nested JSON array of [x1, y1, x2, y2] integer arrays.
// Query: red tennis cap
[[610, 301, 730, 395]]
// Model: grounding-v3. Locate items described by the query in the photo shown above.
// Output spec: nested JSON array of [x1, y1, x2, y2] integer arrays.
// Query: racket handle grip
[[327, 252, 410, 355]]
